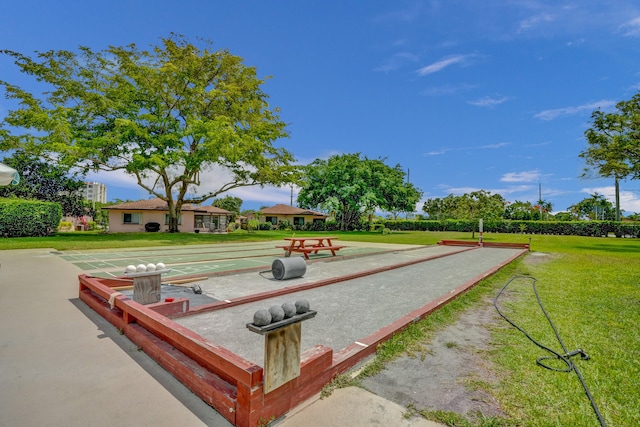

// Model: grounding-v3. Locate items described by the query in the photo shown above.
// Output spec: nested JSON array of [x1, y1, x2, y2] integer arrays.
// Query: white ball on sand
[[146, 263, 156, 272], [156, 262, 166, 270], [125, 265, 137, 274], [136, 264, 147, 272]]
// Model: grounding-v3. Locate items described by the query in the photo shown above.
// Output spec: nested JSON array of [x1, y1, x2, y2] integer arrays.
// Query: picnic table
[[276, 236, 345, 259]]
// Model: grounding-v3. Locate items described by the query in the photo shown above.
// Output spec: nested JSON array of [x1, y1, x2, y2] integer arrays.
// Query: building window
[[266, 216, 278, 225], [123, 213, 141, 224], [293, 217, 304, 226], [164, 214, 182, 225]]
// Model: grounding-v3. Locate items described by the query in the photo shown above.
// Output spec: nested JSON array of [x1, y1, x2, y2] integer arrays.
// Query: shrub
[[248, 219, 260, 232], [324, 220, 340, 231], [277, 219, 291, 230], [377, 219, 640, 237], [0, 198, 62, 237], [58, 221, 73, 231]]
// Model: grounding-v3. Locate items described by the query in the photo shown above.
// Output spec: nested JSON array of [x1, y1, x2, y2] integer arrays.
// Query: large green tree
[[212, 195, 243, 220], [568, 193, 616, 220], [297, 153, 422, 231], [504, 200, 536, 220], [422, 194, 458, 220], [581, 93, 640, 221], [0, 151, 90, 217], [0, 35, 296, 232], [422, 190, 506, 223]]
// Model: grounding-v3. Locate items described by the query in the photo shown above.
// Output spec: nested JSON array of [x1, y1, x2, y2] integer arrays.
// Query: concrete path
[[0, 249, 228, 427], [276, 387, 442, 427]]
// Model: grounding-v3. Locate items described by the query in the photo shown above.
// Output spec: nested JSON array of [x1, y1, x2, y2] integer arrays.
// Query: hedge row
[[0, 198, 62, 237], [378, 219, 640, 237]]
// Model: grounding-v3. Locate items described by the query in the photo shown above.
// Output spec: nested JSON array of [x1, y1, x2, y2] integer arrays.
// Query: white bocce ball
[[136, 264, 147, 272], [155, 262, 166, 270], [125, 265, 137, 274], [146, 263, 156, 272]]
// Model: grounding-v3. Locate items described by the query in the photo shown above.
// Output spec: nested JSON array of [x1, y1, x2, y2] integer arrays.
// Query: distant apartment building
[[82, 181, 107, 204]]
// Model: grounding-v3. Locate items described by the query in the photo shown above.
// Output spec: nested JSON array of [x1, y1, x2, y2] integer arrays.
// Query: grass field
[[2, 230, 638, 426]]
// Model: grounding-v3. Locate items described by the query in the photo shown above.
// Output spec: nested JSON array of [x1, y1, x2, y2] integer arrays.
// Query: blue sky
[[2, 1, 640, 214]]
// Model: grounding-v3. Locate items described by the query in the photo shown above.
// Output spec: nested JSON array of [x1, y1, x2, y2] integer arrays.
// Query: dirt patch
[[522, 251, 558, 266], [360, 299, 506, 418], [360, 252, 557, 421]]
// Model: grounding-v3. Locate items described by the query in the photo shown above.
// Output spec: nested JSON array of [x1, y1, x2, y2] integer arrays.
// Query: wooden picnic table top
[[283, 236, 338, 242]]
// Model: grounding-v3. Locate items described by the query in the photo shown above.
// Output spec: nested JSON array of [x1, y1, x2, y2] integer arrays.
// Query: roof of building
[[103, 198, 230, 214], [260, 204, 326, 217]]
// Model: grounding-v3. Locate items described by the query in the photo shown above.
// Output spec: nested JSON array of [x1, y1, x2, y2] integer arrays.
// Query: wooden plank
[[264, 323, 301, 394]]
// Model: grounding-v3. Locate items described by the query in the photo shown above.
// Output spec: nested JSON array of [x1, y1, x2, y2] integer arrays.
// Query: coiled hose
[[494, 275, 607, 427]]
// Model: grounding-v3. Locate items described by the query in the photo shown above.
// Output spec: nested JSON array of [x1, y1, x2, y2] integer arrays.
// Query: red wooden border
[[78, 245, 528, 426]]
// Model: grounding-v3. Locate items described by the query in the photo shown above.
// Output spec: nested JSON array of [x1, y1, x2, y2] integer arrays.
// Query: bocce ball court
[[77, 239, 528, 427]]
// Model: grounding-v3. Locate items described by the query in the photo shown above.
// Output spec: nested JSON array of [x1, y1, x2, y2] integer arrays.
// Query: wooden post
[[264, 322, 301, 393], [124, 268, 170, 305], [247, 310, 316, 394], [133, 274, 161, 305]]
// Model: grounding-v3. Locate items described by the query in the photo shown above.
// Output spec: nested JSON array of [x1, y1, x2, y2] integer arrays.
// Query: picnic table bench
[[276, 236, 345, 259]]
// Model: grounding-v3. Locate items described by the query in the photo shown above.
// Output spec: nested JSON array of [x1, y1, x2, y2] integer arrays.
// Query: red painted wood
[[147, 298, 190, 317]]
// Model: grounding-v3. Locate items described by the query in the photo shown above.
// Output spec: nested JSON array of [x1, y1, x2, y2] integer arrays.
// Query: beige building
[[258, 204, 327, 228], [104, 198, 230, 233]]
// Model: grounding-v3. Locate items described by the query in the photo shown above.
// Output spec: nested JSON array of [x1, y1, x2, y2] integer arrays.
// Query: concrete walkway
[[0, 249, 226, 427]]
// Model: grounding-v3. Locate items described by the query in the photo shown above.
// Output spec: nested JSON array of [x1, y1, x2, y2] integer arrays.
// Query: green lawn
[[2, 230, 638, 426]]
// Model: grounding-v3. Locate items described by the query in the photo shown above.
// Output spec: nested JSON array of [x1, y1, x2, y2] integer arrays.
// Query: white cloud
[[226, 185, 295, 208], [500, 170, 541, 183], [86, 164, 297, 209], [417, 54, 473, 76], [467, 96, 511, 107], [517, 13, 555, 32], [534, 100, 616, 120], [581, 186, 640, 214], [479, 142, 510, 149], [375, 52, 419, 73], [423, 83, 476, 96], [424, 142, 509, 156], [620, 16, 640, 37], [424, 148, 451, 156]]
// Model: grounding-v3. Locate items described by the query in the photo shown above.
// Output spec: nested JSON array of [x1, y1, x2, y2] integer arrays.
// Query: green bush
[[247, 219, 260, 232], [379, 219, 640, 237], [259, 222, 273, 230], [277, 219, 291, 230], [0, 198, 62, 237], [58, 221, 73, 231], [303, 221, 326, 231]]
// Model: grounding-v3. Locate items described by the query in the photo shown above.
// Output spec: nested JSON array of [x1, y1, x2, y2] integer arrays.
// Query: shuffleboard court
[[56, 240, 419, 279], [175, 245, 525, 365]]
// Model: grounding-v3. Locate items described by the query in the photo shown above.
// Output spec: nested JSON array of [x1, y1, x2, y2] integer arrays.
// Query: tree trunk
[[167, 201, 181, 233], [169, 216, 179, 233], [615, 178, 621, 222]]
